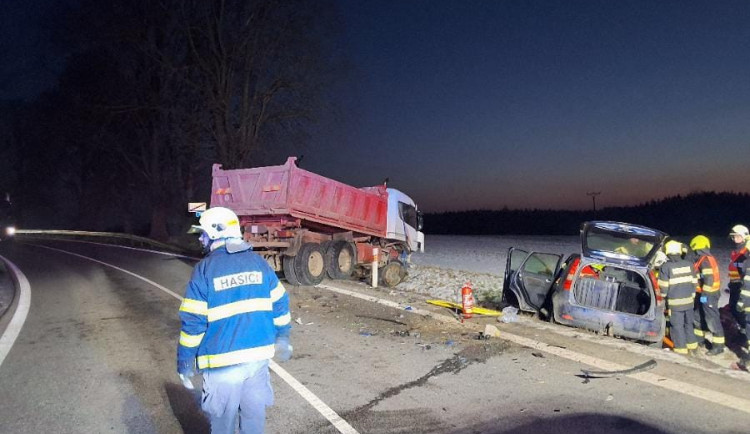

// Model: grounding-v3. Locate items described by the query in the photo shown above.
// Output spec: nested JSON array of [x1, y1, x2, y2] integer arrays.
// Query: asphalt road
[[0, 237, 749, 433]]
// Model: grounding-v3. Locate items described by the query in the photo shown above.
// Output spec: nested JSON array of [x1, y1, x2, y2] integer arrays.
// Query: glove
[[275, 336, 293, 362], [177, 359, 196, 390], [177, 359, 196, 377], [699, 296, 707, 304]]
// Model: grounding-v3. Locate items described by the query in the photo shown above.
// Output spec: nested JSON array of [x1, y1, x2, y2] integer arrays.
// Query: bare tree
[[183, 0, 342, 168], [11, 0, 342, 238], [61, 0, 205, 239]]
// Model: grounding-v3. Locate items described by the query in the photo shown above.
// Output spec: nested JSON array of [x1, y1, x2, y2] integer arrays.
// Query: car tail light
[[563, 258, 580, 291], [562, 314, 573, 320], [648, 270, 662, 303]]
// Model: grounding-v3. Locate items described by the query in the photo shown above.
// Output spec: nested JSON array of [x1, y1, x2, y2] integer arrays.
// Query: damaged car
[[503, 221, 668, 344]]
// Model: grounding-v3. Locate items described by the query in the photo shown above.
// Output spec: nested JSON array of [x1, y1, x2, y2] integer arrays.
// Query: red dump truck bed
[[210, 157, 388, 238]]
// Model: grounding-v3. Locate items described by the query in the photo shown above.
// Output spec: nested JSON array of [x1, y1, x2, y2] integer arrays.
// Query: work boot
[[706, 346, 724, 356]]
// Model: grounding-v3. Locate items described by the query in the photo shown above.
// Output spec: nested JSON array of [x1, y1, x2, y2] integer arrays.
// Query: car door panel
[[508, 251, 562, 312]]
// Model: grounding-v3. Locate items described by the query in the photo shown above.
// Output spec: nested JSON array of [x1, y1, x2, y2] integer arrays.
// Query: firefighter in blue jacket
[[177, 206, 292, 434], [659, 240, 699, 355]]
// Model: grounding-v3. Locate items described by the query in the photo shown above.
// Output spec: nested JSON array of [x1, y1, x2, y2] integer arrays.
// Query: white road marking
[[25, 237, 199, 260], [318, 283, 750, 415], [0, 255, 31, 369], [33, 244, 184, 299], [270, 360, 359, 434], [29, 243, 359, 434]]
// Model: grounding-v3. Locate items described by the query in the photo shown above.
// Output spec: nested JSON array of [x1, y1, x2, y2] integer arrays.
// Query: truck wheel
[[295, 243, 326, 286], [282, 255, 302, 286], [326, 241, 356, 280], [380, 261, 406, 288]]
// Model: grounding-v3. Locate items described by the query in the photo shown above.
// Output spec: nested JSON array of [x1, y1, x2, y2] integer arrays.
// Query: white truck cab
[[386, 188, 425, 253]]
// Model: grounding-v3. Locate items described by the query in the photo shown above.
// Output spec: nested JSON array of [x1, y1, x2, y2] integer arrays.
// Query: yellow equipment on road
[[426, 299, 503, 316]]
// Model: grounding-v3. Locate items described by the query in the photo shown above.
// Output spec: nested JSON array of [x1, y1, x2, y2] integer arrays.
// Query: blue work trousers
[[201, 361, 274, 434]]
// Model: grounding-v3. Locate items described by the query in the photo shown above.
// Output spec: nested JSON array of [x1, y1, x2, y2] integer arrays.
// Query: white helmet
[[730, 224, 749, 239], [192, 207, 242, 240]]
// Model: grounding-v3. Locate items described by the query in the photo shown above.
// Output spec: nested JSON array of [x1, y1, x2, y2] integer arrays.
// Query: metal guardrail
[[16, 229, 198, 256]]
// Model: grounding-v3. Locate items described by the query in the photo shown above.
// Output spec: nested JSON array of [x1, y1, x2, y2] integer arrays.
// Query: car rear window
[[586, 226, 657, 260]]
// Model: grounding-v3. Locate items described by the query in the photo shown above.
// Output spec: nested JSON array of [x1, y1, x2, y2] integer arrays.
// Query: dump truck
[[206, 157, 425, 287]]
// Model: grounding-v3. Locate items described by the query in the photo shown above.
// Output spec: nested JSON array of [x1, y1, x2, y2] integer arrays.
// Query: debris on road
[[499, 306, 519, 323], [532, 352, 545, 358], [483, 324, 501, 338], [580, 359, 657, 380]]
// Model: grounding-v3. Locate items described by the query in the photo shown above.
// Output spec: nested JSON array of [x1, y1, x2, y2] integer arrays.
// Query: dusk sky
[[3, 1, 750, 212], [317, 0, 750, 212]]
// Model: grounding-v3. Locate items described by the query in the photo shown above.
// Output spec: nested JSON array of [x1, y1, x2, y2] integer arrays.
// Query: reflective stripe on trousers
[[670, 308, 697, 353]]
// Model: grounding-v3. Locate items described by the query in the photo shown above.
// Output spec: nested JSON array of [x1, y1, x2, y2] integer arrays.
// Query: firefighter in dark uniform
[[690, 235, 724, 355], [728, 224, 750, 349], [659, 240, 699, 355]]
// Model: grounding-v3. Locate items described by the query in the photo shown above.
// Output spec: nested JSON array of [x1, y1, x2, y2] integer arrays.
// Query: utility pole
[[586, 191, 601, 214]]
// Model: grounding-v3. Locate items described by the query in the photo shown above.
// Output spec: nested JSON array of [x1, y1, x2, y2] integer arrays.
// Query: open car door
[[503, 248, 563, 313]]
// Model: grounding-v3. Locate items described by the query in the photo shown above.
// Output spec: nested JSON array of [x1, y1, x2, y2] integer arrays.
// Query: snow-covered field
[[400, 235, 579, 304], [402, 234, 736, 307]]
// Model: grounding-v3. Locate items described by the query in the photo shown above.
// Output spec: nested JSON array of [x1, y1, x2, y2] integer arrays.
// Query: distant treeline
[[424, 192, 750, 236]]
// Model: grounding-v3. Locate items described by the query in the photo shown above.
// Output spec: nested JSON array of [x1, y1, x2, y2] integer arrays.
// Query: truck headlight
[[5, 226, 15, 236]]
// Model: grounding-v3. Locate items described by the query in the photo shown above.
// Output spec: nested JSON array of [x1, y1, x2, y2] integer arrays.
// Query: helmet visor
[[187, 225, 205, 234]]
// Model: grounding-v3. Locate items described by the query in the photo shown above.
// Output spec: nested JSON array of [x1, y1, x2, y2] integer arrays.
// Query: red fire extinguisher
[[461, 281, 475, 319]]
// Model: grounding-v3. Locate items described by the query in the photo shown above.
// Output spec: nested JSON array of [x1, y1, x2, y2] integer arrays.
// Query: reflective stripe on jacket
[[658, 258, 698, 311], [177, 246, 291, 370], [694, 252, 720, 294], [729, 244, 749, 282]]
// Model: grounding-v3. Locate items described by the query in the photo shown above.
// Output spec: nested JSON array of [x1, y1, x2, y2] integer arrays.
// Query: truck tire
[[295, 243, 326, 286], [380, 260, 406, 288], [282, 255, 302, 286], [325, 241, 356, 280]]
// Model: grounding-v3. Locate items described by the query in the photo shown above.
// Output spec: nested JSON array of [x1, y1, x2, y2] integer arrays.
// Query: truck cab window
[[398, 202, 418, 228]]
